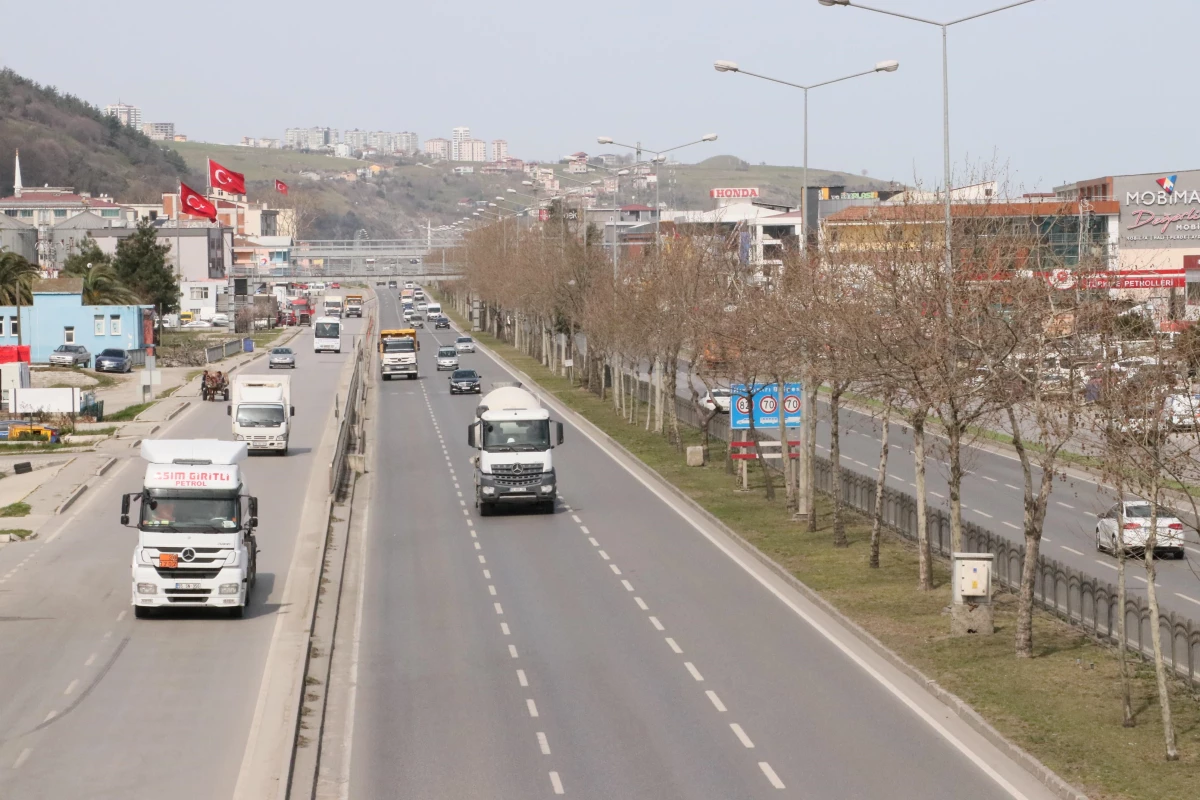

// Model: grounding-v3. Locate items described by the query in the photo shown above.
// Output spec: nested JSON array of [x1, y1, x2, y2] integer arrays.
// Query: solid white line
[[501, 622, 510, 635], [1005, 484, 1021, 491], [509, 645, 519, 658], [598, 550, 610, 560], [1056, 501, 1075, 510], [527, 698, 539, 717], [64, 679, 79, 696], [589, 537, 599, 547], [1060, 546, 1084, 556], [621, 580, 634, 592], [494, 603, 504, 615], [666, 637, 683, 654], [489, 585, 497, 595], [580, 526, 590, 534], [635, 596, 649, 610], [730, 723, 755, 748], [1175, 593, 1200, 607], [12, 748, 31, 770], [610, 564, 622, 575], [649, 616, 665, 631], [549, 771, 564, 794], [1002, 521, 1020, 530], [685, 662, 704, 682], [517, 669, 528, 687], [973, 509, 994, 519], [537, 731, 551, 755], [759, 762, 785, 789], [571, 514, 582, 523], [84, 653, 97, 667], [706, 690, 726, 712]]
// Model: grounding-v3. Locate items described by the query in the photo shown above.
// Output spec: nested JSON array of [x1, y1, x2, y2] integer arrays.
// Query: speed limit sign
[[783, 394, 801, 414], [735, 396, 751, 414], [758, 394, 777, 414]]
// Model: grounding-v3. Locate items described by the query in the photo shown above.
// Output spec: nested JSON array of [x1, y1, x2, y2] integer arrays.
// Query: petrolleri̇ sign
[[1113, 169, 1200, 249]]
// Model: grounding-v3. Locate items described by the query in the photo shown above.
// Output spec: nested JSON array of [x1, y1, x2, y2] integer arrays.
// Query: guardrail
[[127, 349, 147, 368], [328, 312, 375, 496]]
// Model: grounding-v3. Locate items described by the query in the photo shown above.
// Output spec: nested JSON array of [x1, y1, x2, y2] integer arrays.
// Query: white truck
[[229, 374, 295, 454], [467, 383, 564, 515], [122, 439, 259, 618], [323, 294, 344, 318], [314, 316, 342, 353]]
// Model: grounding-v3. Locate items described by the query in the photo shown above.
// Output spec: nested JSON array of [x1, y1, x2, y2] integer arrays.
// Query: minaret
[[13, 149, 22, 198]]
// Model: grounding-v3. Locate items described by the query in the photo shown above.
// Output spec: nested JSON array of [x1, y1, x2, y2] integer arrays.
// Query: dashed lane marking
[[526, 699, 539, 717], [634, 597, 649, 611], [12, 748, 32, 770], [509, 645, 518, 658], [706, 690, 726, 712], [1174, 593, 1200, 607], [598, 550, 610, 560], [517, 669, 528, 687], [666, 638, 682, 654], [759, 762, 785, 789], [609, 565, 622, 575], [501, 623, 510, 635], [685, 662, 704, 682], [1002, 522, 1020, 530], [494, 603, 503, 615], [1060, 546, 1084, 556], [730, 723, 755, 748], [621, 580, 634, 592], [550, 771, 564, 794], [538, 732, 551, 755], [649, 616, 665, 631]]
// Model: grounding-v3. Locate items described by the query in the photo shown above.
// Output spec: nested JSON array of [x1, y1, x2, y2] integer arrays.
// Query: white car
[[402, 309, 414, 321], [1163, 393, 1200, 431], [1096, 500, 1186, 559], [700, 387, 733, 413], [455, 336, 475, 353], [436, 346, 460, 370], [405, 281, 416, 289], [210, 313, 230, 326], [182, 319, 213, 328], [417, 301, 429, 311]]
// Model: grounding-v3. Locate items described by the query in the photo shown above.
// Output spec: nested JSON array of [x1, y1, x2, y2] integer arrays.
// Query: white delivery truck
[[467, 383, 564, 515], [123, 439, 259, 618], [426, 301, 443, 320], [314, 316, 342, 353], [324, 295, 344, 317], [229, 374, 295, 454]]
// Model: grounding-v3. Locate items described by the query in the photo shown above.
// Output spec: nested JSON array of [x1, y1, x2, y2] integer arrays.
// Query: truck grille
[[155, 567, 223, 579], [491, 463, 544, 487]]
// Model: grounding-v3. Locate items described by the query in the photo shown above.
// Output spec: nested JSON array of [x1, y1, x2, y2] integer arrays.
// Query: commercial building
[[104, 103, 141, 129], [424, 138, 450, 160], [451, 127, 471, 161], [90, 224, 232, 283], [141, 122, 175, 141], [0, 277, 154, 363]]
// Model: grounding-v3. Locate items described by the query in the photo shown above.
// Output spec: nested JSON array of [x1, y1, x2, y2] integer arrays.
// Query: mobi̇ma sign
[[1113, 170, 1200, 249]]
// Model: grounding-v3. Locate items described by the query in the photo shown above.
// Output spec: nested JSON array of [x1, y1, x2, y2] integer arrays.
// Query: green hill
[[0, 69, 189, 202]]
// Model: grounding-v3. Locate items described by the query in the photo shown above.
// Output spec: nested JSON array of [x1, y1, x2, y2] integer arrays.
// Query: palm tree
[[81, 263, 140, 305], [0, 250, 37, 305]]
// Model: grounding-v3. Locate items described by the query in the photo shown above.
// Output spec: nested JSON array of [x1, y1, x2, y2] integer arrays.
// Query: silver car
[[455, 336, 475, 353], [49, 344, 91, 367], [436, 346, 459, 371], [1096, 500, 1186, 559], [269, 347, 297, 369]]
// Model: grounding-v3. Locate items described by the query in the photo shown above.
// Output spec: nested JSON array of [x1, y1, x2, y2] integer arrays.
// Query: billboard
[[1042, 269, 1185, 290], [710, 188, 760, 199], [13, 387, 82, 414], [730, 383, 802, 430], [1113, 170, 1200, 249]]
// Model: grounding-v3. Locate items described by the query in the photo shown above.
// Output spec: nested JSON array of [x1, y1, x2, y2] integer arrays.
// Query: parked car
[[210, 313, 230, 326], [269, 347, 297, 369], [1163, 393, 1200, 431], [49, 344, 91, 368], [700, 387, 733, 413], [436, 346, 460, 370], [94, 348, 133, 373], [434, 317, 451, 330], [183, 319, 213, 328], [1096, 500, 1186, 559], [409, 258, 420, 264], [455, 336, 475, 353], [449, 369, 482, 394]]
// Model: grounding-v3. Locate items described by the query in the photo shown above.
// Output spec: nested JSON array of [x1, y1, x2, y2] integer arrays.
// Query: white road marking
[[467, 519, 474, 527], [685, 662, 704, 681], [571, 514, 582, 523], [12, 748, 31, 770], [537, 731, 551, 755], [621, 580, 634, 592], [517, 669, 528, 687], [1095, 560, 1117, 571], [635, 597, 649, 611], [509, 645, 519, 658], [474, 542, 481, 550], [459, 500, 466, 507], [479, 555, 486, 564], [730, 723, 755, 748], [610, 564, 622, 575], [43, 710, 57, 723], [1174, 593, 1200, 606], [84, 653, 97, 667], [580, 526, 590, 534], [982, 476, 998, 483], [1056, 501, 1076, 510], [64, 679, 79, 696], [1002, 521, 1020, 530], [116, 610, 127, 622], [494, 603, 503, 615], [930, 491, 945, 499], [454, 483, 460, 490], [1004, 484, 1021, 491], [972, 509, 993, 519], [462, 509, 469, 516], [489, 585, 497, 595], [482, 570, 490, 579], [589, 538, 599, 547], [598, 550, 610, 560], [853, 459, 869, 468], [706, 690, 726, 712], [501, 622, 510, 635], [549, 771, 564, 794], [666, 637, 682, 654], [649, 616, 665, 631], [526, 699, 539, 717], [470, 531, 477, 538], [759, 762, 785, 789], [457, 491, 462, 498], [1060, 546, 1084, 556]]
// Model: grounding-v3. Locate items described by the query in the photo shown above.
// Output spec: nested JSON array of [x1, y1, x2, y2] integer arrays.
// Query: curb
[[96, 457, 117, 476], [55, 483, 88, 515], [469, 333, 1091, 800], [166, 402, 190, 421]]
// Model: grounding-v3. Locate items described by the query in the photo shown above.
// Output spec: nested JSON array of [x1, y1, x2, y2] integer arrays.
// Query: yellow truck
[[379, 329, 419, 380], [345, 294, 364, 318]]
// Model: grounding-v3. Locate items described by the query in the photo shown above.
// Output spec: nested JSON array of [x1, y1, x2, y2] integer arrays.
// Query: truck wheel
[[134, 606, 152, 619], [229, 604, 245, 619], [281, 445, 289, 457], [541, 500, 555, 514], [479, 502, 493, 517]]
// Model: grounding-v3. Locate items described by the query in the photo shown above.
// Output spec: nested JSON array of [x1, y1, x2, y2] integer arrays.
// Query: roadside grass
[[70, 426, 118, 437], [0, 529, 33, 539], [0, 501, 31, 517], [250, 328, 286, 350], [439, 299, 1200, 800], [107, 402, 154, 422]]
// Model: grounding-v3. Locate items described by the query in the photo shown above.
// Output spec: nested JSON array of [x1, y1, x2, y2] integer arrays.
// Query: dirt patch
[[31, 369, 98, 389]]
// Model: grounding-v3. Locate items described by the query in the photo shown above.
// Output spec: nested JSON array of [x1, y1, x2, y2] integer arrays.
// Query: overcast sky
[[3, 1, 1191, 191]]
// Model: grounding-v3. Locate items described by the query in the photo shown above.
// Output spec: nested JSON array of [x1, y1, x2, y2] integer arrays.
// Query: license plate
[[159, 553, 178, 568], [510, 487, 527, 493], [175, 582, 202, 590]]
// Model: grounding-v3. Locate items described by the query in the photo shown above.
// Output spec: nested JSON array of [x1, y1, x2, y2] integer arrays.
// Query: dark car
[[388, 280, 398, 289], [449, 369, 482, 394], [94, 348, 133, 373], [434, 317, 450, 329]]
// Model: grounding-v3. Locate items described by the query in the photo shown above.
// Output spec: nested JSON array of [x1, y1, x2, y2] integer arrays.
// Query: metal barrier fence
[[127, 349, 147, 368], [611, 369, 1200, 687], [205, 339, 246, 364], [329, 312, 375, 496]]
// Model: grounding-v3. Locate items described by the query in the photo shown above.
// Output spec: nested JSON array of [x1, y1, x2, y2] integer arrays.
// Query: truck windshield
[[384, 339, 415, 352], [315, 323, 340, 338], [237, 404, 286, 427], [142, 497, 240, 531], [482, 420, 550, 451]]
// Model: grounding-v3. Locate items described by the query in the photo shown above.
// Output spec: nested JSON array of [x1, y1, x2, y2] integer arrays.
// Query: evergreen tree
[[62, 239, 112, 276], [112, 219, 179, 313]]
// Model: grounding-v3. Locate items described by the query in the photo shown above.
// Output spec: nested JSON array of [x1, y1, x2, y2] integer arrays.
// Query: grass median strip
[[437, 298, 1200, 800], [106, 401, 155, 422]]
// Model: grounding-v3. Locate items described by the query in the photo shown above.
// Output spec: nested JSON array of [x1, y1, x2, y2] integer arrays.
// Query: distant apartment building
[[452, 166, 475, 175], [424, 138, 451, 160], [343, 129, 370, 150], [451, 127, 471, 161], [141, 122, 175, 141], [397, 131, 419, 155], [240, 137, 280, 148], [285, 127, 338, 150], [596, 153, 619, 166], [491, 140, 508, 163], [104, 103, 142, 129]]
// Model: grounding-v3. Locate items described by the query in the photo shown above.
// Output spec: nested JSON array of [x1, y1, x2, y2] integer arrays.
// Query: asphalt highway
[[0, 320, 361, 800], [345, 291, 1061, 799]]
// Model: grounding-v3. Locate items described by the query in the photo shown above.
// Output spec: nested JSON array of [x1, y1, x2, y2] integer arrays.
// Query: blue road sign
[[730, 383, 802, 430]]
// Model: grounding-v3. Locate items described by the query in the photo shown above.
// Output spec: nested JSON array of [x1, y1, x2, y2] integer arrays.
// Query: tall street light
[[714, 58, 896, 244], [596, 134, 718, 238], [818, 0, 1041, 270]]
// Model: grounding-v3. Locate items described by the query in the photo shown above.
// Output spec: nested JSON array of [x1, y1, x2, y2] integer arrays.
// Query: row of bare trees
[[442, 195, 1200, 760]]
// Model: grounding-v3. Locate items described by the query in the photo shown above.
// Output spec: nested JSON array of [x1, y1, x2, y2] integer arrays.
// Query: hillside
[[0, 69, 189, 202], [656, 155, 897, 209]]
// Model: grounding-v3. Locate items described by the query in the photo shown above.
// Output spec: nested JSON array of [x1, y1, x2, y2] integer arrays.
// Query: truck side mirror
[[249, 496, 259, 528], [291, 407, 296, 417], [227, 405, 232, 416], [120, 493, 131, 525], [556, 421, 564, 446], [467, 424, 476, 448]]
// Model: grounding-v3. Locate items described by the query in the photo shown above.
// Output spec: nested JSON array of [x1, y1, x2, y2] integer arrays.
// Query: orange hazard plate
[[159, 553, 178, 568]]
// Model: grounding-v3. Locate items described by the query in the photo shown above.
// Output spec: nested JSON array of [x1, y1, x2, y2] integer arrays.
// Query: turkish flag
[[275, 179, 289, 195], [179, 182, 217, 221], [209, 159, 246, 194]]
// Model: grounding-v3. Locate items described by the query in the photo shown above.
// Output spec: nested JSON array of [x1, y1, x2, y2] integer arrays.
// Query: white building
[[424, 138, 451, 160], [104, 103, 141, 129], [285, 127, 338, 150], [141, 122, 175, 141], [491, 139, 508, 163], [451, 127, 471, 161], [398, 132, 420, 155], [463, 139, 487, 162]]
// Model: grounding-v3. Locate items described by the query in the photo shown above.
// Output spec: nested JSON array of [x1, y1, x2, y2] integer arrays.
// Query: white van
[[313, 316, 342, 353]]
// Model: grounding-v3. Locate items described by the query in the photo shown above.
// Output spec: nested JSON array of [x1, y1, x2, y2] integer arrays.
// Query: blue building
[[0, 278, 154, 363]]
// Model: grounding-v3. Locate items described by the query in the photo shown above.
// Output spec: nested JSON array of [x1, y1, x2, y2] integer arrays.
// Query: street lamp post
[[713, 58, 897, 244], [818, 0, 1040, 270], [597, 135, 718, 239]]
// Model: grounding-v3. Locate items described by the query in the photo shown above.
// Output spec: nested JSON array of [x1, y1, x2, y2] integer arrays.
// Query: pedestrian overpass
[[233, 235, 466, 280]]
